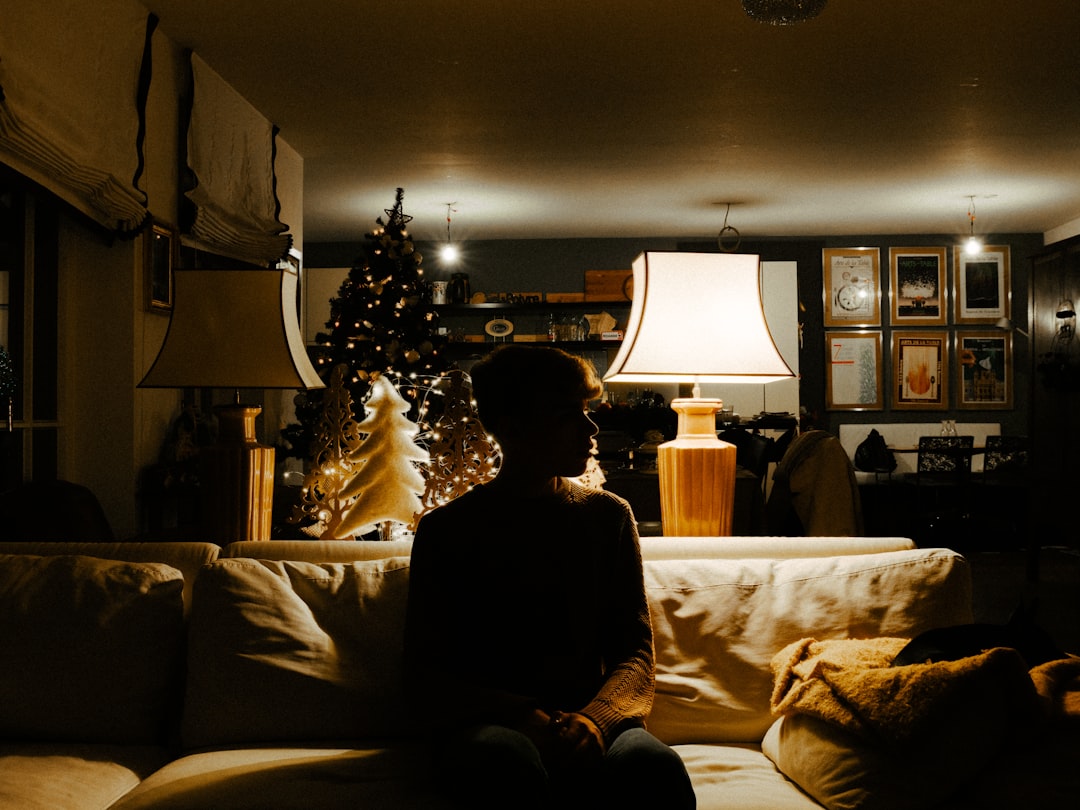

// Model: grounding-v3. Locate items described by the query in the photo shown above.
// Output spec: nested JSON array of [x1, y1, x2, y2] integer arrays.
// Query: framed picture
[[146, 222, 175, 312], [826, 330, 883, 410], [889, 246, 947, 325], [892, 331, 948, 409], [956, 331, 1012, 409], [954, 244, 1010, 323], [823, 247, 881, 326]]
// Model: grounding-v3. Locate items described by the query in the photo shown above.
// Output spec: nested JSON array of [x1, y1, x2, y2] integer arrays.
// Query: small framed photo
[[826, 330, 883, 410], [956, 331, 1012, 409], [146, 222, 175, 312], [889, 247, 947, 325], [892, 331, 948, 410], [954, 245, 1010, 323], [823, 247, 881, 326]]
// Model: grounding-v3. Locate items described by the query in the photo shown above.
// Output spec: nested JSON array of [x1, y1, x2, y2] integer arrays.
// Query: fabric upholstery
[[0, 541, 221, 615], [0, 554, 185, 744], [0, 743, 171, 810], [181, 556, 413, 749], [644, 548, 973, 744], [109, 745, 451, 810]]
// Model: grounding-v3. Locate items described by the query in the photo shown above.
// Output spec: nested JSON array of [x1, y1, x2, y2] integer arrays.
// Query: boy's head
[[469, 345, 602, 442]]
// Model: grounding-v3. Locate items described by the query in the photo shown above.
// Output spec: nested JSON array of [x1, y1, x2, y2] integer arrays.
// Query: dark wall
[[305, 232, 1044, 437]]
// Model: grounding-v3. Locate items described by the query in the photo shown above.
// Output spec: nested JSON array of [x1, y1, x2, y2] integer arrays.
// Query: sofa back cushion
[[644, 547, 973, 745], [0, 553, 185, 743], [182, 556, 412, 749]]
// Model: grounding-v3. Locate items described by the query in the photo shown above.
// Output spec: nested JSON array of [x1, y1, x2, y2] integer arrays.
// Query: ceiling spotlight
[[741, 0, 827, 25], [963, 195, 982, 255], [440, 202, 459, 265]]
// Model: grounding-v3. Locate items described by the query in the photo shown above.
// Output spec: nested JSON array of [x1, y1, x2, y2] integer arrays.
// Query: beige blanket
[[769, 637, 1044, 743]]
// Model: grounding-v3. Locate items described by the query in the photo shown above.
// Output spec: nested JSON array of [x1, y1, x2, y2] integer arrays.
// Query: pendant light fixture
[[717, 203, 741, 253], [964, 195, 982, 255], [439, 202, 459, 265]]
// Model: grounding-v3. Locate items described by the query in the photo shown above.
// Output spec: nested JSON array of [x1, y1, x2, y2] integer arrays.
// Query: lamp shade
[[604, 252, 795, 386], [138, 267, 324, 391]]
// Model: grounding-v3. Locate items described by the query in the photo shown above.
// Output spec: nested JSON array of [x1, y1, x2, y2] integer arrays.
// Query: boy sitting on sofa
[[405, 345, 695, 810]]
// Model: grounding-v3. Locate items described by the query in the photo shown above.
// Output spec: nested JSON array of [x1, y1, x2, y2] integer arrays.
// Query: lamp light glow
[[604, 252, 794, 536]]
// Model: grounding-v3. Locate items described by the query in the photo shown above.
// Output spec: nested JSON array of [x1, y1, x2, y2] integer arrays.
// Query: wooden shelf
[[433, 301, 629, 313]]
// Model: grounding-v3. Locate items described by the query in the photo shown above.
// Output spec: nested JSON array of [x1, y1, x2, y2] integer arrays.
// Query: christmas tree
[[284, 188, 452, 459]]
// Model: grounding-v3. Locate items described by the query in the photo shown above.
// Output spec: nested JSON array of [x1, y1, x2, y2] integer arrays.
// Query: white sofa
[[1, 536, 1075, 809]]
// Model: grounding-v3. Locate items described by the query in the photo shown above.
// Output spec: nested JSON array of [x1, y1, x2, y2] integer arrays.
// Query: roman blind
[[184, 54, 292, 266], [0, 0, 152, 233]]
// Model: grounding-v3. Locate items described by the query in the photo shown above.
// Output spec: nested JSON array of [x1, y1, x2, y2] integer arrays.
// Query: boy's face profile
[[499, 393, 599, 479]]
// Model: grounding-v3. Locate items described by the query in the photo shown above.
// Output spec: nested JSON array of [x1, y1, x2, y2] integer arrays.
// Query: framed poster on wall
[[889, 246, 947, 325], [826, 330, 883, 410], [956, 331, 1012, 409], [954, 245, 1010, 323], [892, 331, 948, 410], [823, 247, 880, 326]]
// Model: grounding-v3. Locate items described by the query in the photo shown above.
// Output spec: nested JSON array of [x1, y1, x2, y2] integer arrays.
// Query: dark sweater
[[404, 479, 654, 743]]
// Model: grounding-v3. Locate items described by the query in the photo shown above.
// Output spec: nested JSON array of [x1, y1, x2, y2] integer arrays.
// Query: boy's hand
[[548, 711, 605, 769]]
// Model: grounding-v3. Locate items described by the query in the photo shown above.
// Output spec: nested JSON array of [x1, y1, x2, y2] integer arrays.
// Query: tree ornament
[[289, 364, 365, 539], [335, 374, 430, 538], [417, 370, 501, 516]]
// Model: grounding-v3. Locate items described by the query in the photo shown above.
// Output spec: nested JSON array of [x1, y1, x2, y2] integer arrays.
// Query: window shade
[[0, 0, 151, 233], [184, 54, 291, 266]]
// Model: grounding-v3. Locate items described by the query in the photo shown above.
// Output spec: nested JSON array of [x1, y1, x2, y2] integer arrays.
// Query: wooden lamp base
[[201, 404, 275, 542], [658, 398, 737, 536]]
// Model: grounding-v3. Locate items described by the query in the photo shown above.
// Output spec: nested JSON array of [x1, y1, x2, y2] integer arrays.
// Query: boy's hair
[[469, 345, 602, 437]]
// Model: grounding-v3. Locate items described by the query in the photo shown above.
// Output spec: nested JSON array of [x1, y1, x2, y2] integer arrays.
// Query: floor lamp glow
[[138, 267, 324, 542], [604, 252, 795, 536]]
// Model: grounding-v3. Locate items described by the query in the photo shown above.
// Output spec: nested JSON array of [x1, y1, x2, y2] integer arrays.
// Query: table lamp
[[604, 252, 795, 536], [138, 267, 324, 541]]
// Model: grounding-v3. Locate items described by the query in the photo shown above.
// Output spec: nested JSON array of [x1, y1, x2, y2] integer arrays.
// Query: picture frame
[[825, 330, 883, 410], [889, 246, 947, 325], [892, 331, 948, 410], [823, 247, 881, 326], [146, 222, 175, 312], [956, 331, 1012, 409], [953, 244, 1010, 323]]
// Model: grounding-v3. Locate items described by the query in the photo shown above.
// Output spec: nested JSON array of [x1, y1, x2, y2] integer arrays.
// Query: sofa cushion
[[0, 554, 185, 744], [643, 548, 973, 745], [0, 743, 172, 810], [182, 556, 412, 749], [108, 745, 451, 810]]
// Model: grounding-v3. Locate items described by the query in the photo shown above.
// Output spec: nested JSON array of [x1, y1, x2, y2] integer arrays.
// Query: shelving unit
[[433, 301, 630, 354]]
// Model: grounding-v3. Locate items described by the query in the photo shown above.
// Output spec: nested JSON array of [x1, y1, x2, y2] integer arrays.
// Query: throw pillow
[[181, 556, 412, 748], [0, 553, 185, 744]]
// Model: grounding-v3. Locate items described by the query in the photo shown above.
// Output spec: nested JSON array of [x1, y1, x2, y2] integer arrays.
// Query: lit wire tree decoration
[[335, 374, 429, 539], [418, 369, 501, 514], [0, 345, 16, 432], [290, 364, 364, 539]]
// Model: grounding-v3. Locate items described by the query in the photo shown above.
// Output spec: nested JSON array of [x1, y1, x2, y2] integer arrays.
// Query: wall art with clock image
[[826, 330, 883, 411], [889, 246, 947, 326], [892, 331, 948, 410], [954, 244, 1010, 324], [823, 247, 880, 327]]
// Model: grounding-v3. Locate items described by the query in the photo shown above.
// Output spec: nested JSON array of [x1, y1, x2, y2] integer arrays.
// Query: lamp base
[[658, 398, 737, 536], [201, 404, 274, 542]]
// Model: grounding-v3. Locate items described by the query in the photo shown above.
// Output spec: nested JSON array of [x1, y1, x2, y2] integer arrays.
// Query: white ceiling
[[142, 0, 1080, 245]]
